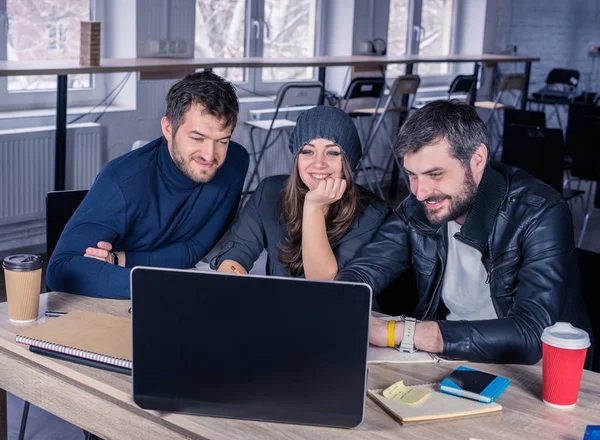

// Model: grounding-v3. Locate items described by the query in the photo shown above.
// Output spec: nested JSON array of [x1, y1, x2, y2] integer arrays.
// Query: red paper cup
[[541, 322, 590, 408]]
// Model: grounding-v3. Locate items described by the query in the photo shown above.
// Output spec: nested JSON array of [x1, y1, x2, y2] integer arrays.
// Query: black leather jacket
[[336, 163, 591, 365]]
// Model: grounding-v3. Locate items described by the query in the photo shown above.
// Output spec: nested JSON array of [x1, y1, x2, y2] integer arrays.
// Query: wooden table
[[0, 54, 538, 193], [4, 292, 596, 440]]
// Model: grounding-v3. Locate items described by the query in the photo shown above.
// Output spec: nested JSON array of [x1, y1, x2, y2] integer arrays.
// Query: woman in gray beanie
[[212, 106, 390, 279]]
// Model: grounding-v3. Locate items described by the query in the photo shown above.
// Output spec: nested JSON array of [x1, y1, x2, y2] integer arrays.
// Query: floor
[[0, 183, 599, 439]]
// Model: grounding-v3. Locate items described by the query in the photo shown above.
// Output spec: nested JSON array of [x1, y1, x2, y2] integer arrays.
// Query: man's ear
[[471, 143, 488, 175], [161, 117, 173, 143]]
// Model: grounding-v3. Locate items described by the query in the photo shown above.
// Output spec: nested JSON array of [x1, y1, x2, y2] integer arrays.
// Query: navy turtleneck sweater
[[47, 137, 249, 299]]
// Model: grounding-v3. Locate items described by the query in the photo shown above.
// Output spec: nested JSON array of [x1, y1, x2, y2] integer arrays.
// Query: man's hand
[[369, 316, 404, 347], [304, 178, 347, 211], [84, 241, 125, 267]]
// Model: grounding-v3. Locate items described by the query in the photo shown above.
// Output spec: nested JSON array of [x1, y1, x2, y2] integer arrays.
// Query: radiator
[[0, 122, 104, 226]]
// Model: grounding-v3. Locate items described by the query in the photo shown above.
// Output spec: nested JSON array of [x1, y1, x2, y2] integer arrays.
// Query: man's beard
[[171, 138, 219, 184], [421, 167, 478, 225]]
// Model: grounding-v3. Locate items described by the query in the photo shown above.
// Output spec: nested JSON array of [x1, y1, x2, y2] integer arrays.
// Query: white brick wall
[[491, 0, 600, 126]]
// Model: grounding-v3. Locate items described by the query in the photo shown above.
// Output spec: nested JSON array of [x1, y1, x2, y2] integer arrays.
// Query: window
[[194, 0, 246, 82], [0, 0, 106, 110], [261, 0, 317, 82], [418, 0, 454, 75], [7, 0, 92, 91], [387, 0, 456, 78], [194, 0, 320, 95]]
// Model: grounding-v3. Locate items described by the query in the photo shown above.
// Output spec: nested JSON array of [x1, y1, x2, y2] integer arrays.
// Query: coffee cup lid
[[541, 322, 591, 350], [2, 254, 43, 272]]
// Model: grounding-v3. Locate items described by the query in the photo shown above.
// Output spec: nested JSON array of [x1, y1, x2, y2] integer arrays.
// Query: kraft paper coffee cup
[[541, 322, 590, 408], [3, 254, 43, 323]]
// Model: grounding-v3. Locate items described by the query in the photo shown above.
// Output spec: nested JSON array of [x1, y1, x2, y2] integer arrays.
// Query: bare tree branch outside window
[[195, 0, 245, 82], [262, 0, 316, 82], [7, 0, 91, 91]]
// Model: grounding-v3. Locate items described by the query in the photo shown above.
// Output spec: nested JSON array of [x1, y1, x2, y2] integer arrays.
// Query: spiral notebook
[[15, 311, 132, 369]]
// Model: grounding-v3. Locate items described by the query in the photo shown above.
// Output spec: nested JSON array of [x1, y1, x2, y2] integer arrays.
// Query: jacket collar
[[409, 163, 508, 249]]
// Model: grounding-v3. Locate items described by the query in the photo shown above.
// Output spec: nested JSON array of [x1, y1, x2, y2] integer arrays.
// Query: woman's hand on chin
[[304, 177, 346, 211]]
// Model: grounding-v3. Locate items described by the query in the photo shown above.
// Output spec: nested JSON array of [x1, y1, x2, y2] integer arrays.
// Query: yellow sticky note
[[382, 380, 430, 405]]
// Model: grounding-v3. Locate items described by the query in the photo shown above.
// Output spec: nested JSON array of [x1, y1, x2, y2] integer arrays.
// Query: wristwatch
[[110, 251, 119, 266], [399, 317, 417, 353]]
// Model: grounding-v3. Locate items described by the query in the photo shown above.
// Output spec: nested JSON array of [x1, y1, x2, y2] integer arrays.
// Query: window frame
[[196, 0, 324, 98], [0, 0, 107, 111], [388, 0, 460, 86]]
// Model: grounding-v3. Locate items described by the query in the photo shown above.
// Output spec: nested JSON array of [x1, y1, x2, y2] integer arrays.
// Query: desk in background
[[0, 292, 599, 440], [0, 54, 538, 193]]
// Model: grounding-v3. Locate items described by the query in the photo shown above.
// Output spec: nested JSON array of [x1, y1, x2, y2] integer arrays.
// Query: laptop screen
[[131, 268, 371, 428]]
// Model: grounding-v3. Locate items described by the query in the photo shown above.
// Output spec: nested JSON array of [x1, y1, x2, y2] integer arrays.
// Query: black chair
[[529, 68, 580, 130], [502, 124, 584, 204], [578, 171, 600, 247], [566, 105, 600, 181], [565, 106, 600, 232], [19, 189, 89, 440], [497, 108, 547, 159], [503, 108, 546, 132], [447, 74, 477, 102], [576, 248, 599, 372], [531, 68, 580, 105], [46, 190, 89, 263]]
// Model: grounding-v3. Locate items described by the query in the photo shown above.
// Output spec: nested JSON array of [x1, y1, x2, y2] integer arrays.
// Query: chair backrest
[[342, 77, 386, 101], [566, 104, 600, 180], [447, 74, 477, 99], [503, 108, 546, 136], [273, 81, 324, 113], [502, 124, 564, 193], [498, 73, 526, 92], [546, 68, 580, 87], [389, 74, 421, 98], [576, 247, 599, 372], [341, 77, 385, 112], [46, 190, 88, 262]]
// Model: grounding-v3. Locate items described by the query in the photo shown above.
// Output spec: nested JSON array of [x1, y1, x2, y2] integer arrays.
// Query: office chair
[[447, 74, 477, 102], [565, 106, 600, 234], [502, 124, 584, 203], [243, 81, 324, 196], [497, 108, 546, 159], [18, 189, 89, 440], [529, 68, 580, 131]]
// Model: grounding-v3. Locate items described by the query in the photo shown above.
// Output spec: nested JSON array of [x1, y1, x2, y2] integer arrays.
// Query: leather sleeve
[[438, 199, 578, 364], [335, 209, 412, 298]]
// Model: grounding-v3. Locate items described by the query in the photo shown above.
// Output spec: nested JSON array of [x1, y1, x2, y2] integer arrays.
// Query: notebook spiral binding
[[16, 335, 132, 369]]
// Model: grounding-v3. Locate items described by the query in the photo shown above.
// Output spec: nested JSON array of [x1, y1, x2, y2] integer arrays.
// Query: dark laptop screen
[[131, 268, 371, 428]]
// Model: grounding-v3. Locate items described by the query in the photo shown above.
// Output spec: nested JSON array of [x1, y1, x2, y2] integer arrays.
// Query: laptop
[[130, 267, 372, 428]]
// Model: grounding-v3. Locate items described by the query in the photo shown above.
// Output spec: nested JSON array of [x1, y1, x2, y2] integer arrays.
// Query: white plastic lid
[[541, 322, 591, 350]]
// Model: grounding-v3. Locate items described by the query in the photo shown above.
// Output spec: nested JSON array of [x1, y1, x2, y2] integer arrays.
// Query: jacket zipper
[[485, 256, 520, 284], [421, 247, 445, 320]]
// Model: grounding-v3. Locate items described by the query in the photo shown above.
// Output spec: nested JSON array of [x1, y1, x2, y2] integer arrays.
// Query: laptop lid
[[131, 267, 372, 428]]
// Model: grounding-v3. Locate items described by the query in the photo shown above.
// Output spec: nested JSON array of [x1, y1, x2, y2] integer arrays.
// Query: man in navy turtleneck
[[47, 71, 249, 299]]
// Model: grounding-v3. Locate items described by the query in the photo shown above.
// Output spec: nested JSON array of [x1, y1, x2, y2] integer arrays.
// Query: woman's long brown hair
[[278, 154, 360, 276]]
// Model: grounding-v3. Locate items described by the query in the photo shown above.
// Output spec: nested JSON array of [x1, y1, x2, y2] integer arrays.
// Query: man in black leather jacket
[[336, 100, 591, 365]]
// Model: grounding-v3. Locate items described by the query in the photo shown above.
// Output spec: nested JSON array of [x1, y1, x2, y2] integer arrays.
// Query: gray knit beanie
[[288, 106, 362, 170]]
